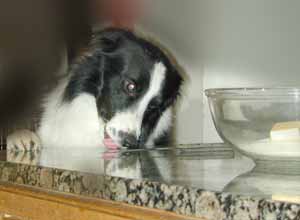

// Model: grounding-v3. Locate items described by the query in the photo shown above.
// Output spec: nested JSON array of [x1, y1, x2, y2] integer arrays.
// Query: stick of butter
[[270, 121, 300, 141], [272, 194, 300, 204]]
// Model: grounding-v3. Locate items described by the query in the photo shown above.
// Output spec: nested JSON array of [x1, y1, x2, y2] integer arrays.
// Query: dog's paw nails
[[7, 129, 41, 152]]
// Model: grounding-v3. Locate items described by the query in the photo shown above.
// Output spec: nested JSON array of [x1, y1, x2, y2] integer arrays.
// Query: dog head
[[64, 28, 183, 149]]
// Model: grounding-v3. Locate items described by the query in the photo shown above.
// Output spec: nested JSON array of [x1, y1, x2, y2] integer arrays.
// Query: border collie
[[7, 28, 183, 153]]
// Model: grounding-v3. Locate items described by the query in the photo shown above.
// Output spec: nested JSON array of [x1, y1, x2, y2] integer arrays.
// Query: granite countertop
[[1, 144, 300, 220]]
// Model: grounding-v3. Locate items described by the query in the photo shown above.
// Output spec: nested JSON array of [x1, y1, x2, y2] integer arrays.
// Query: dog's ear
[[171, 70, 184, 102], [91, 28, 130, 54], [163, 65, 184, 108], [63, 29, 130, 102], [63, 52, 105, 102], [97, 32, 122, 53], [63, 29, 137, 102]]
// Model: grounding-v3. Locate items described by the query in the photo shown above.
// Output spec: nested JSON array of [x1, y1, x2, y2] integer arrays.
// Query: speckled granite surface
[[0, 159, 300, 220]]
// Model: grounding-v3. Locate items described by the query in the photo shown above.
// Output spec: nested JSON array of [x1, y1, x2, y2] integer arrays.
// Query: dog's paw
[[7, 129, 41, 152]]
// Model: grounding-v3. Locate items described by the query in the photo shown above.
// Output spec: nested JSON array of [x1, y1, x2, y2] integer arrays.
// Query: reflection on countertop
[[5, 143, 300, 198], [2, 143, 300, 219], [5, 143, 252, 193]]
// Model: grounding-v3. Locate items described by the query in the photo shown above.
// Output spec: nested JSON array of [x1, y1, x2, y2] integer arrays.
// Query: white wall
[[140, 0, 300, 144]]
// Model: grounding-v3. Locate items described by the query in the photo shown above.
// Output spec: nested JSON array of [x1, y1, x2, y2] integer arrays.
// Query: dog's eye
[[123, 79, 137, 96]]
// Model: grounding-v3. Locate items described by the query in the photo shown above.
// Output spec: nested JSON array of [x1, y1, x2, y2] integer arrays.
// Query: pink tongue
[[103, 136, 119, 150], [102, 136, 119, 160]]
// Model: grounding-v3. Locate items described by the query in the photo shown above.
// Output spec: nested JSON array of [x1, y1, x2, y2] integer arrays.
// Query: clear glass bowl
[[205, 88, 300, 169]]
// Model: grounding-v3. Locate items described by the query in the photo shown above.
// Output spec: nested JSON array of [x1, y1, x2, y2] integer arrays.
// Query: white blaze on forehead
[[136, 62, 166, 137], [106, 62, 167, 142]]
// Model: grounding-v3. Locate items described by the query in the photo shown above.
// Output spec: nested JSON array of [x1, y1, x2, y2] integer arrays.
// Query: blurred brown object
[[0, 0, 94, 127], [0, 0, 145, 128], [94, 0, 144, 30]]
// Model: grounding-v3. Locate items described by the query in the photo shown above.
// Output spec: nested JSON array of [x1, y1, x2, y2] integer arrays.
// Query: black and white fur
[[9, 28, 183, 152]]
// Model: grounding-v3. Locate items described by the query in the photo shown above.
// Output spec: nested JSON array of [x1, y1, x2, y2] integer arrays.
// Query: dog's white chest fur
[[38, 80, 105, 149]]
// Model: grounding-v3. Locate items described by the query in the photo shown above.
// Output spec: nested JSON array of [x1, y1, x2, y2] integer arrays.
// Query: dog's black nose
[[122, 133, 139, 149]]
